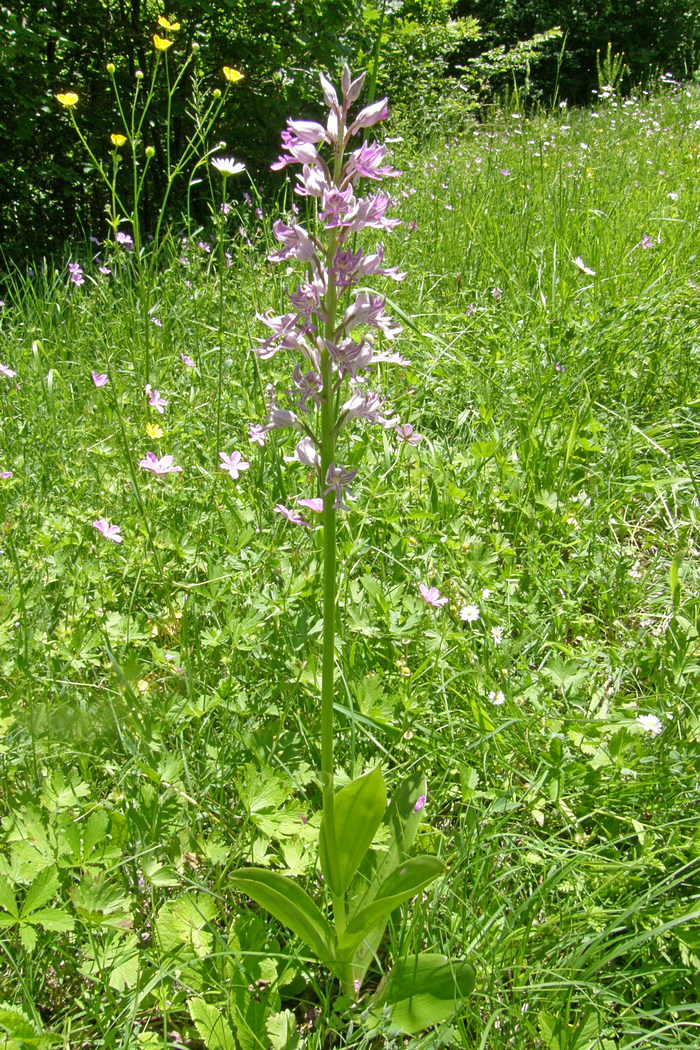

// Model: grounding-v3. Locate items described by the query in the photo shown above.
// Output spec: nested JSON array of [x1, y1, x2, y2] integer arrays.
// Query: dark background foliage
[[1, 0, 699, 268]]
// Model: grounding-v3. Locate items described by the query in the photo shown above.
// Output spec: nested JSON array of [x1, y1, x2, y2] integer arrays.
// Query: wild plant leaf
[[155, 893, 218, 957], [21, 866, 60, 918], [81, 932, 140, 991], [25, 907, 74, 932], [229, 867, 336, 966], [366, 953, 476, 1035], [347, 770, 428, 985], [266, 1009, 300, 1050], [188, 998, 237, 1050], [338, 856, 444, 954], [71, 874, 133, 929], [0, 877, 18, 919], [0, 1006, 46, 1045], [319, 766, 387, 897]]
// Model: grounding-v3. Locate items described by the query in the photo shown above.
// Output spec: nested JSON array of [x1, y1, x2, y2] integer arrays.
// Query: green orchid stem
[[320, 203, 349, 937]]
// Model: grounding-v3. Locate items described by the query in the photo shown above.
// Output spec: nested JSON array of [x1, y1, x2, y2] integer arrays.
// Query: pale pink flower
[[92, 371, 109, 387], [0, 362, 17, 378], [249, 423, 270, 446], [413, 794, 427, 813], [219, 451, 250, 480], [180, 354, 196, 368], [396, 423, 423, 445], [139, 452, 183, 475], [145, 384, 168, 414], [93, 519, 123, 543], [0, 471, 13, 480], [275, 503, 311, 527], [297, 497, 324, 513], [420, 584, 448, 608]]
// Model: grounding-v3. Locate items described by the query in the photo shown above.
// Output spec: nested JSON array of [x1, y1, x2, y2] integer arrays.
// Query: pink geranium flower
[[219, 451, 250, 479], [419, 584, 447, 608], [145, 384, 168, 414], [275, 504, 312, 527], [297, 497, 324, 513], [92, 371, 109, 387], [0, 471, 13, 480], [0, 362, 18, 378], [396, 423, 423, 445], [93, 519, 123, 543], [180, 354, 196, 368], [139, 452, 183, 475]]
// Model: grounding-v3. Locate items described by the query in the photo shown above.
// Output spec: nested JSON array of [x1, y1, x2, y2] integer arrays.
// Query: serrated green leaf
[[230, 867, 336, 966], [367, 953, 476, 1035], [0, 1006, 41, 1042], [265, 1009, 300, 1050], [319, 766, 387, 897], [339, 856, 444, 954], [0, 877, 18, 919], [155, 893, 218, 958], [21, 866, 59, 918], [188, 998, 237, 1050], [25, 907, 74, 932]]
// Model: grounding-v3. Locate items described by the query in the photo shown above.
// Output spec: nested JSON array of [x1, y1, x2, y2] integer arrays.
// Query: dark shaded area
[[1, 0, 699, 269], [458, 0, 700, 105]]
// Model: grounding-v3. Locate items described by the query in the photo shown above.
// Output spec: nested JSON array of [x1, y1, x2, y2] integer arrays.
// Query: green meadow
[[1, 79, 699, 1048]]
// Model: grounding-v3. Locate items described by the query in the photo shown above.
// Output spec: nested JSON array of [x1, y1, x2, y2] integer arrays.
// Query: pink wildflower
[[420, 584, 448, 608], [145, 384, 168, 414], [139, 452, 183, 475], [275, 503, 312, 527], [92, 371, 109, 387], [93, 519, 123, 543], [219, 451, 250, 479]]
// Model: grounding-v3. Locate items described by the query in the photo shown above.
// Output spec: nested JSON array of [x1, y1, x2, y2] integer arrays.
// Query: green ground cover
[[1, 80, 699, 1048]]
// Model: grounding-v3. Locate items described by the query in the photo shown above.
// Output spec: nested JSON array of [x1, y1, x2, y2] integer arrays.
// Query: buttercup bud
[[106, 62, 116, 75], [145, 145, 155, 158], [135, 69, 144, 80], [213, 88, 221, 99]]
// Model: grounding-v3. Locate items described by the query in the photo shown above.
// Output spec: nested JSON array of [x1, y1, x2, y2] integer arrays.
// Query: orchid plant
[[230, 66, 474, 1030]]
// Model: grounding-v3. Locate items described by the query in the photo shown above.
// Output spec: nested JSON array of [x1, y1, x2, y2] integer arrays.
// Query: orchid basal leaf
[[338, 855, 444, 955], [319, 765, 387, 898], [230, 867, 337, 966]]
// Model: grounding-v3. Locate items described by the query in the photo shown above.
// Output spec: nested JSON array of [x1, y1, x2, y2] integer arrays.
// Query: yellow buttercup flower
[[223, 66, 244, 83], [111, 133, 127, 147], [153, 34, 173, 51], [158, 16, 181, 30], [146, 422, 164, 439], [56, 92, 79, 108]]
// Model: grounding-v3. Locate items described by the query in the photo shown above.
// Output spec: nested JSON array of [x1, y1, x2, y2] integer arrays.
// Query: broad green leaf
[[188, 998, 237, 1050], [21, 867, 59, 918], [367, 953, 476, 1035], [339, 856, 444, 954], [230, 867, 336, 966], [348, 770, 429, 989], [319, 766, 387, 897]]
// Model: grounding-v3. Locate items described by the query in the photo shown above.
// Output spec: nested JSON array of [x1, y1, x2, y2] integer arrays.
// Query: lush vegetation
[[3, 0, 700, 265], [1, 65, 700, 1048]]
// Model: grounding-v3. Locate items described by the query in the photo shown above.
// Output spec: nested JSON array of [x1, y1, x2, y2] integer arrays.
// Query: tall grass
[[0, 80, 699, 1048]]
